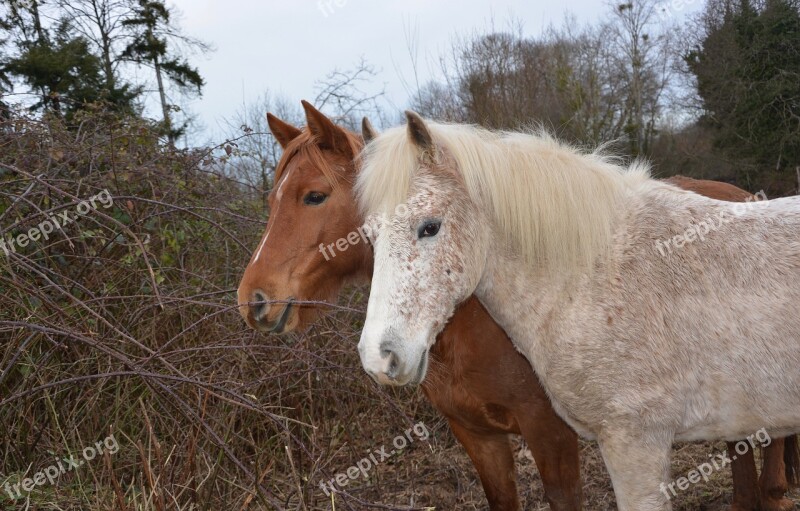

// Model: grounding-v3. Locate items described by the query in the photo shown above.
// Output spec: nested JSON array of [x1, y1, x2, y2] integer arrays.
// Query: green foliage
[[159, 57, 203, 92], [6, 20, 104, 115], [1, 0, 140, 117], [121, 0, 171, 61], [687, 0, 800, 187], [0, 0, 204, 136]]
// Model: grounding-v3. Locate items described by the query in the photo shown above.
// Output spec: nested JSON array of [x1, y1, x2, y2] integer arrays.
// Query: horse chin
[[363, 348, 429, 387], [288, 292, 336, 332], [395, 349, 431, 387], [409, 349, 429, 386]]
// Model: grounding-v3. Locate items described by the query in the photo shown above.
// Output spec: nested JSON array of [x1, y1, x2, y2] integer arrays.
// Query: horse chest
[[422, 359, 522, 434]]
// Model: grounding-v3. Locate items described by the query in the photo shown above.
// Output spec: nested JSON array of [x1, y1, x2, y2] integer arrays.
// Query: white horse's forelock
[[356, 122, 652, 271]]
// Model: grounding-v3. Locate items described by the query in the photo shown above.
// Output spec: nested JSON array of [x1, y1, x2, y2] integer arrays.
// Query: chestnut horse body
[[237, 102, 798, 510]]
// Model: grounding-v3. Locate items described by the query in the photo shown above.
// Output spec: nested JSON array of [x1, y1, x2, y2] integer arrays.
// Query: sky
[[166, 0, 703, 145]]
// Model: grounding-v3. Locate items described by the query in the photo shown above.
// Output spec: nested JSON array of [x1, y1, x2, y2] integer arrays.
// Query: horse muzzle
[[358, 332, 429, 386], [240, 289, 296, 334]]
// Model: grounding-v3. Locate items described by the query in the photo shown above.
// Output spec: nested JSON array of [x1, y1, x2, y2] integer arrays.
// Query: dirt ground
[[325, 416, 800, 510]]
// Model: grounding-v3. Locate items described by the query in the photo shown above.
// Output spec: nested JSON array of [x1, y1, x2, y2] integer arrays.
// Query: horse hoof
[[760, 497, 797, 511]]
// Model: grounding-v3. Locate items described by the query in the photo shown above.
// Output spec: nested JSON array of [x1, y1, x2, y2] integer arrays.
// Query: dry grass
[[0, 110, 797, 510]]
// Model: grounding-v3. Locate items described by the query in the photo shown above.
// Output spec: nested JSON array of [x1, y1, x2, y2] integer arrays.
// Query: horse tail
[[785, 434, 800, 487]]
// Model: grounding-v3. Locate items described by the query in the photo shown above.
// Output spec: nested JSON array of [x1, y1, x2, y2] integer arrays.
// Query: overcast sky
[[167, 0, 702, 144]]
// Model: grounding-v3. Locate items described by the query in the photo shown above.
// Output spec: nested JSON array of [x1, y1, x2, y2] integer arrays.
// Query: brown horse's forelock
[[272, 128, 362, 193]]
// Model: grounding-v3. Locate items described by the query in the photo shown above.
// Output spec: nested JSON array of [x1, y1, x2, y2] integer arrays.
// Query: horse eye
[[303, 192, 327, 205], [418, 221, 441, 239]]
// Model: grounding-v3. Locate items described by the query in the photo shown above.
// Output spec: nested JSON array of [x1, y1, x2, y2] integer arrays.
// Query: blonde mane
[[356, 122, 652, 271]]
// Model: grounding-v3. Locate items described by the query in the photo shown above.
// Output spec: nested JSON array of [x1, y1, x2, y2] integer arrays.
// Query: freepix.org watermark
[[0, 189, 114, 258], [318, 421, 429, 496], [317, 0, 347, 17], [654, 191, 768, 257], [659, 428, 771, 500], [3, 434, 120, 500], [318, 201, 412, 261]]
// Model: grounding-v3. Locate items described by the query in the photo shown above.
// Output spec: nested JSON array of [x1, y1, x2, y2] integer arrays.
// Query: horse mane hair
[[273, 125, 362, 190], [356, 121, 652, 271]]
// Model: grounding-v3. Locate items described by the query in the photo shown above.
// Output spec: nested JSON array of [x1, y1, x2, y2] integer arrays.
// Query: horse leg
[[786, 435, 800, 488], [597, 429, 674, 511], [449, 420, 520, 511], [517, 414, 582, 510], [759, 437, 795, 511], [729, 441, 760, 511]]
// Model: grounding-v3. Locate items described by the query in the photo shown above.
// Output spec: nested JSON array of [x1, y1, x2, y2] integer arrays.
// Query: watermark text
[[318, 422, 428, 496]]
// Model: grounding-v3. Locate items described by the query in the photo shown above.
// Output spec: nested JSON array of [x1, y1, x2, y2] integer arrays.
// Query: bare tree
[[542, 19, 628, 143], [606, 0, 677, 155], [122, 0, 211, 144], [411, 80, 465, 122], [224, 58, 385, 191], [417, 17, 626, 142], [311, 57, 387, 131], [226, 92, 302, 191], [56, 0, 132, 93], [411, 6, 678, 154]]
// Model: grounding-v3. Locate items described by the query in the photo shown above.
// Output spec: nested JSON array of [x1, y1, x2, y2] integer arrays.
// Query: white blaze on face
[[357, 172, 489, 386], [253, 167, 292, 263], [357, 227, 414, 384], [356, 205, 446, 386]]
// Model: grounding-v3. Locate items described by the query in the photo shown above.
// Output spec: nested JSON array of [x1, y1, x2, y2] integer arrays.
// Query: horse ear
[[301, 100, 353, 156], [405, 110, 434, 153], [361, 117, 378, 143], [267, 113, 301, 149]]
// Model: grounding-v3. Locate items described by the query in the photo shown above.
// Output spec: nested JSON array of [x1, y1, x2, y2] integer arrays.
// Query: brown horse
[[237, 101, 799, 511]]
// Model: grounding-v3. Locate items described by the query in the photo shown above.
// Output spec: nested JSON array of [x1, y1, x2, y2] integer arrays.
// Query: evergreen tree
[[0, 15, 13, 120], [6, 18, 105, 116], [2, 0, 137, 116], [122, 0, 204, 144], [57, 0, 143, 114], [687, 0, 800, 188]]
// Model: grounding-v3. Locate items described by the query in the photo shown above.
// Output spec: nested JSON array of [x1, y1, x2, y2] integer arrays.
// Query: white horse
[[355, 112, 800, 510]]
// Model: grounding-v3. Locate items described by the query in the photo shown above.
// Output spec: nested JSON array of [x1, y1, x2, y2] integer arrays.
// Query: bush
[[0, 109, 440, 510]]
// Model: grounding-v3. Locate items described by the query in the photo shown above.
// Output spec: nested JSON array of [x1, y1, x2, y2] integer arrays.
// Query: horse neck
[[473, 233, 606, 383], [470, 185, 686, 380]]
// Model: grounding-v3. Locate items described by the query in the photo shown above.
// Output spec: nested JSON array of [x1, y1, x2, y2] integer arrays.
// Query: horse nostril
[[381, 348, 399, 378], [252, 290, 268, 320]]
